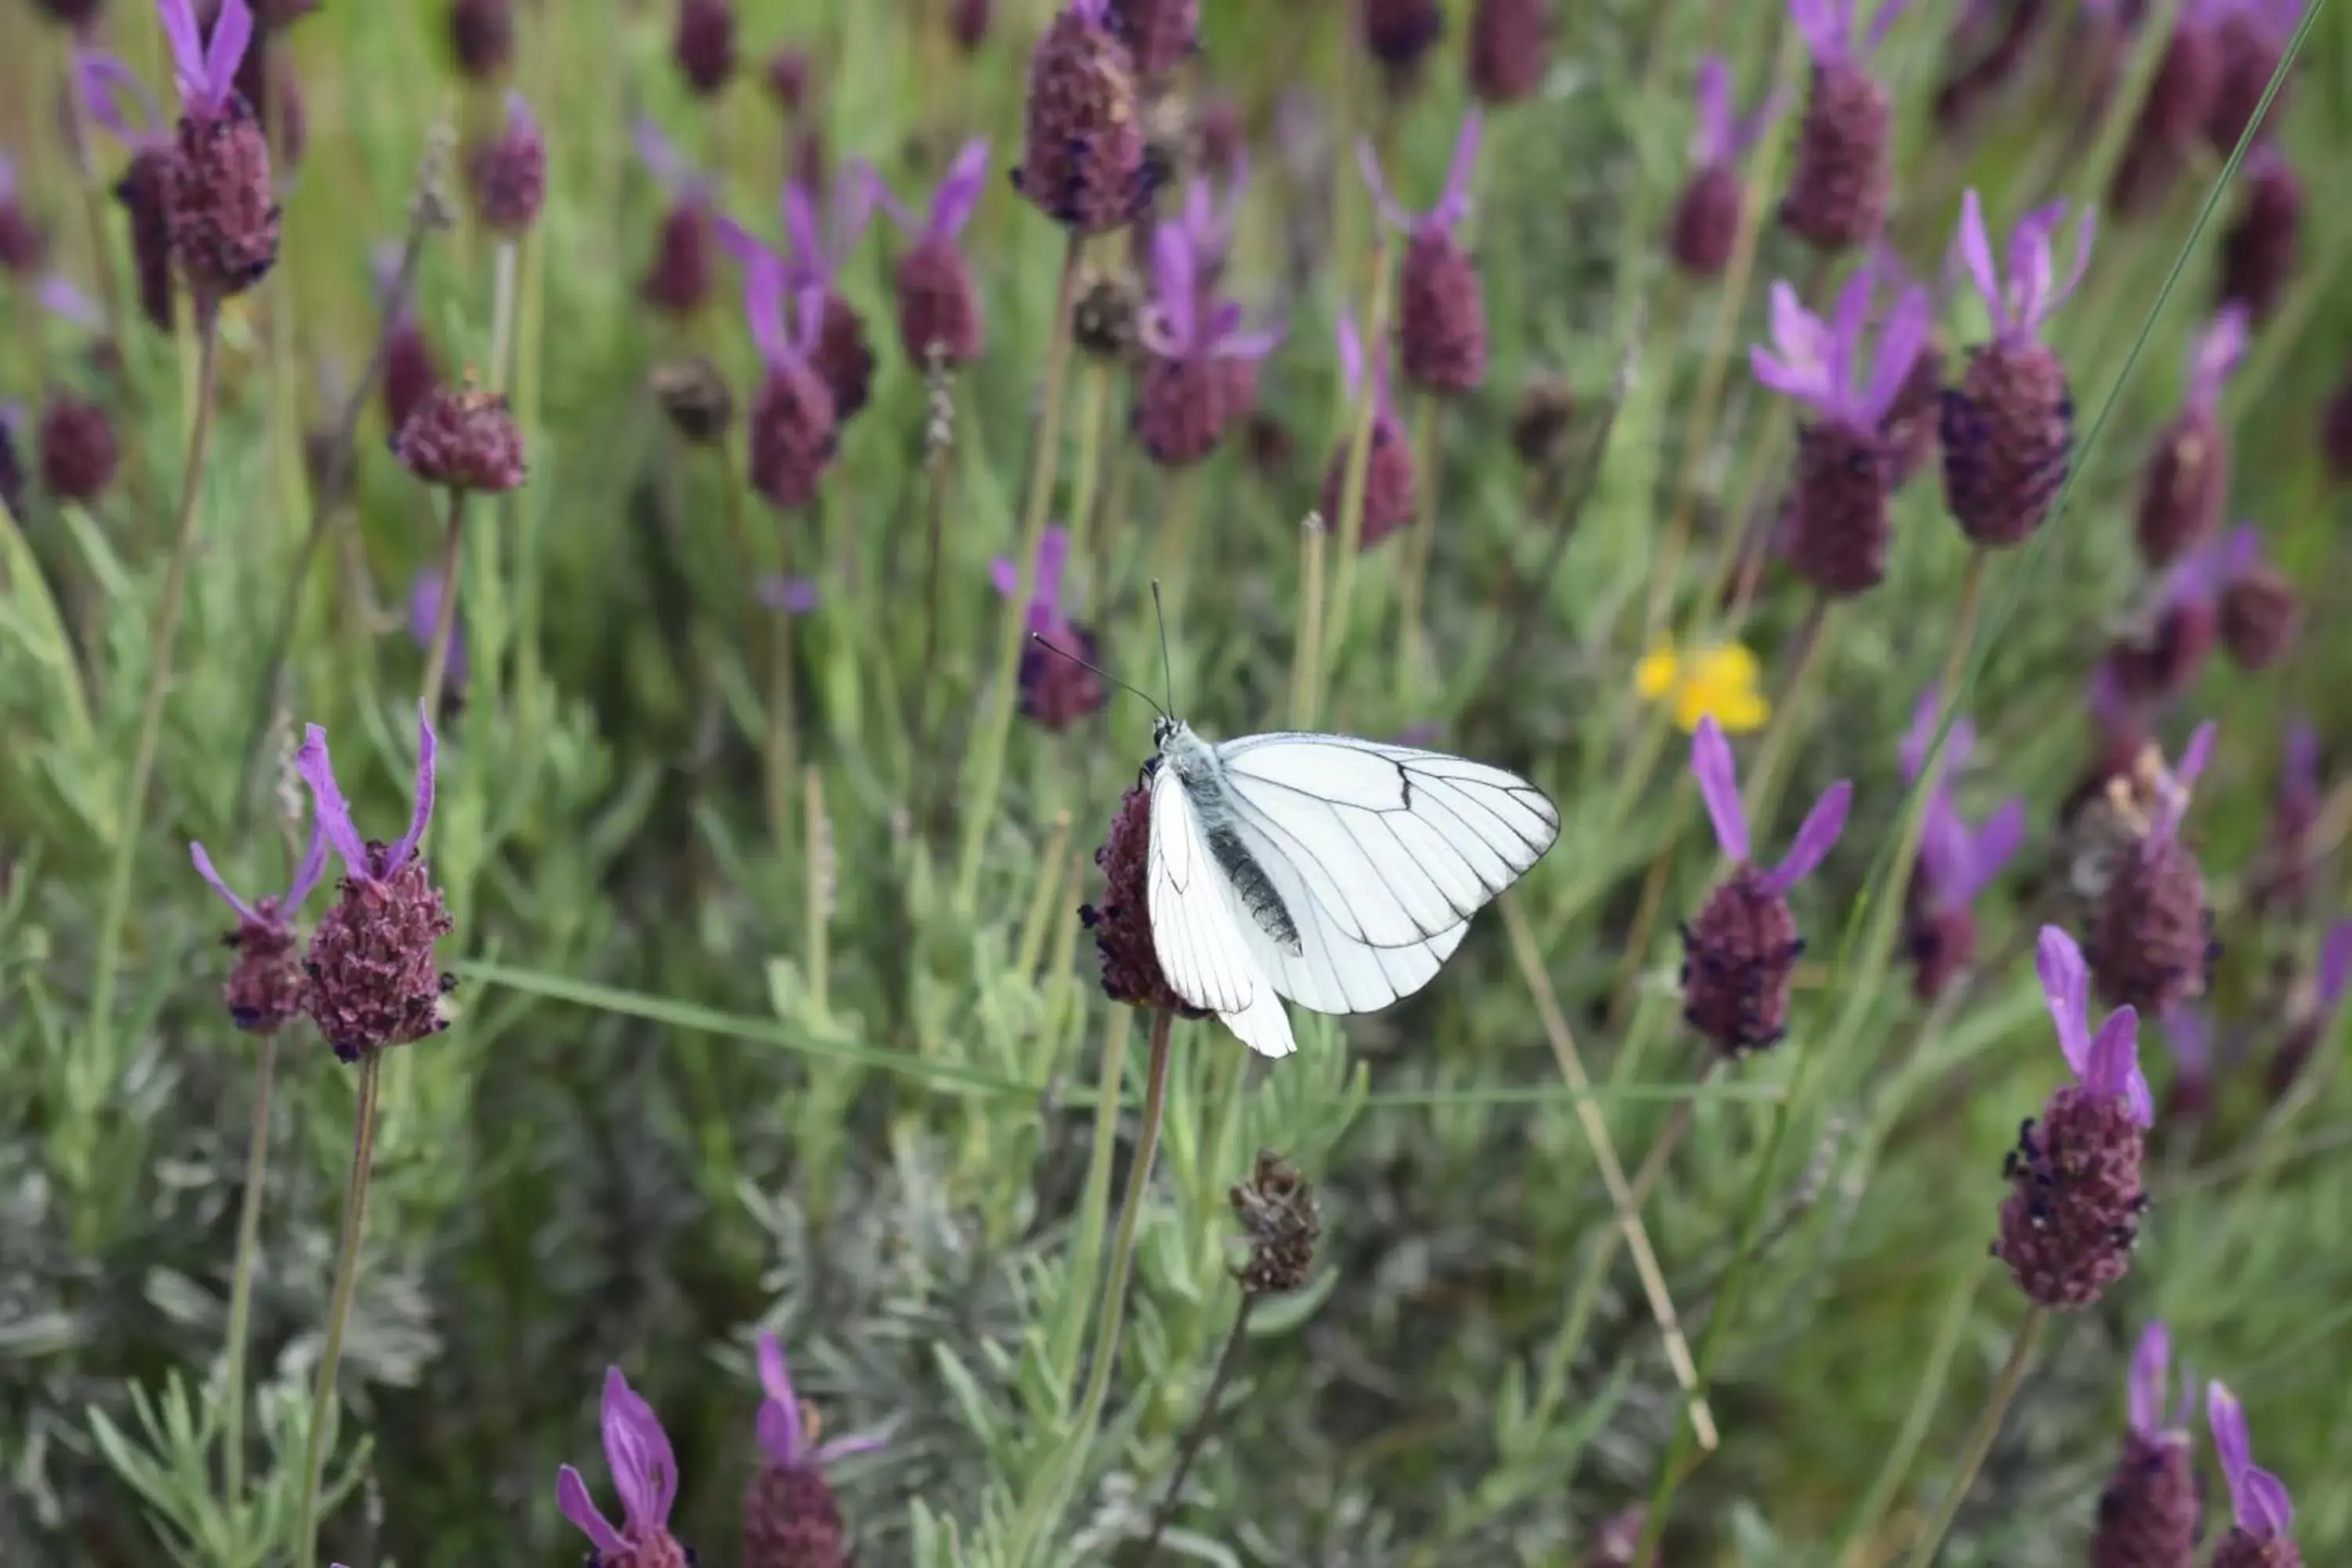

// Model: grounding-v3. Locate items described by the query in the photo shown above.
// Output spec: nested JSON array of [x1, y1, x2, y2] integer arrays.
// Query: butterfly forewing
[[1146, 768, 1299, 1058]]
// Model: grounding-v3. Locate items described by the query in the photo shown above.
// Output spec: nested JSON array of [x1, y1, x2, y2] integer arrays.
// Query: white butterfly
[[1146, 717, 1562, 1058]]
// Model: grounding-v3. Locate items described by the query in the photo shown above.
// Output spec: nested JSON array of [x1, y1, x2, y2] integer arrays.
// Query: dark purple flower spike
[[1681, 717, 1852, 1056], [467, 89, 545, 235], [779, 176, 877, 420], [635, 118, 716, 318], [2137, 304, 2247, 568], [1322, 312, 1417, 548], [1751, 270, 1931, 597], [1467, 0, 1549, 106], [723, 225, 839, 514], [1782, 0, 1904, 250], [2093, 1320, 2199, 1563], [994, 526, 1105, 731], [1012, 0, 1156, 234], [2208, 1382, 2300, 1566], [2210, 522, 2296, 671], [0, 154, 48, 277], [294, 707, 457, 1062], [1134, 220, 1280, 467], [1901, 688, 2024, 1000], [158, 0, 280, 304], [558, 1367, 689, 1566], [1991, 925, 2151, 1308], [190, 821, 328, 1035], [1942, 189, 2093, 547], [1671, 58, 1781, 278], [869, 138, 990, 365], [1361, 111, 1487, 394], [80, 48, 179, 331], [2087, 720, 2217, 1018], [2218, 143, 2299, 324]]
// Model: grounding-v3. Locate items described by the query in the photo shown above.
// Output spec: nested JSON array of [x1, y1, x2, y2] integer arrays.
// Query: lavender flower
[[1900, 688, 2024, 1000], [158, 0, 280, 303], [557, 1367, 691, 1568], [1994, 925, 2152, 1308], [2261, 723, 2320, 914], [2271, 920, 2352, 1094], [2214, 523, 2296, 671], [722, 229, 837, 512], [2087, 722, 2216, 1016], [2111, 0, 2223, 218], [634, 119, 716, 318], [993, 526, 1105, 731], [1942, 189, 2093, 546], [1361, 111, 1487, 394], [448, 0, 514, 80], [466, 89, 545, 236], [2137, 306, 2246, 568], [1134, 219, 1280, 467], [2096, 539, 2238, 713], [2217, 145, 2299, 324], [408, 568, 467, 695], [395, 378, 527, 493], [870, 139, 989, 366], [742, 1331, 886, 1568], [2092, 1321, 2199, 1566], [1749, 268, 1930, 595], [1681, 716, 1853, 1055], [38, 390, 120, 506], [295, 707, 456, 1062], [2207, 1383, 2301, 1567], [1322, 312, 1416, 548], [2161, 1002, 2218, 1122], [779, 177, 878, 420], [372, 245, 441, 437], [1107, 0, 1199, 79], [189, 822, 328, 1035], [0, 153, 47, 276], [80, 47, 179, 331], [1467, 0, 1549, 104], [673, 0, 739, 97], [1013, 0, 1156, 234], [1782, 0, 1904, 250], [2209, 0, 2305, 152], [1671, 59, 1779, 278], [1360, 0, 1445, 78]]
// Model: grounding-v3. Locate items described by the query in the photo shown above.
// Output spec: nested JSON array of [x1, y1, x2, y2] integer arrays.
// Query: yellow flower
[[1635, 641, 1770, 735]]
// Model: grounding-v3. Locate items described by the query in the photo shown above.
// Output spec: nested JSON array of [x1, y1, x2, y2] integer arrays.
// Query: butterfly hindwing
[[1147, 767, 1298, 1058]]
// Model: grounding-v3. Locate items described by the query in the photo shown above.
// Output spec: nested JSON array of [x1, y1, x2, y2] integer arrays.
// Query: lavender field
[[2, 0, 2349, 1563]]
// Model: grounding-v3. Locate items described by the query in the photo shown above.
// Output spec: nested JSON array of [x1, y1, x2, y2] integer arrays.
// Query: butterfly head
[[1152, 714, 1185, 752]]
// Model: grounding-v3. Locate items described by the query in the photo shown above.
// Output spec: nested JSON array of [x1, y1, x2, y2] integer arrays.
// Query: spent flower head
[[189, 821, 328, 1034], [557, 1367, 689, 1567]]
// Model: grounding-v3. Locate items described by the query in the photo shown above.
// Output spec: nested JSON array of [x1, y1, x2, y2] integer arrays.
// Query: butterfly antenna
[[1029, 633, 1169, 720], [1151, 581, 1178, 717]]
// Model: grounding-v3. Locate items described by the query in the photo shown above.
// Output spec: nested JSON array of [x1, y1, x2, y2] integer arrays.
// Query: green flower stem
[[804, 765, 830, 1018], [1501, 891, 1718, 1453], [218, 1033, 279, 1505], [1012, 1007, 1175, 1565], [1062, 361, 1113, 610], [292, 1051, 384, 1568], [1737, 593, 1835, 837], [1287, 513, 1330, 730], [1899, 1307, 2045, 1568], [1048, 1006, 1134, 1392], [1396, 392, 1445, 697], [1139, 1294, 1258, 1566], [419, 488, 470, 727], [1837, 1252, 1991, 1560], [956, 232, 1087, 915], [85, 309, 223, 1102]]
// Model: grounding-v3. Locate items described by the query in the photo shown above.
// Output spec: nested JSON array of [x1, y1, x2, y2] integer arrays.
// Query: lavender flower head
[[2212, 521, 2296, 671], [994, 526, 1105, 731], [871, 138, 989, 366], [1671, 58, 1780, 277], [780, 176, 878, 420], [1681, 716, 1853, 1055], [2096, 536, 2239, 711], [2208, 1382, 2300, 1566], [2088, 719, 2217, 1018], [295, 707, 457, 1062], [79, 48, 178, 330], [1901, 688, 2025, 999], [467, 89, 546, 236], [750, 1328, 886, 1476], [1942, 190, 2094, 546], [2138, 304, 2247, 568], [1782, 0, 1905, 249], [1134, 219, 1280, 467], [1013, 0, 1156, 234], [558, 1367, 690, 1568], [1362, 111, 1487, 394], [1751, 269, 1930, 595], [634, 119, 717, 318], [0, 153, 47, 276], [722, 230, 837, 512], [1323, 311, 1417, 548], [2093, 1320, 2199, 1566], [158, 0, 281, 303], [190, 822, 328, 1034], [2263, 721, 2321, 913]]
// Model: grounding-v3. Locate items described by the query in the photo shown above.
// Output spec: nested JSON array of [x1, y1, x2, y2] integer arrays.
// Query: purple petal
[[1336, 314, 1366, 401], [157, 0, 209, 103], [555, 1465, 626, 1554], [1918, 795, 1971, 905], [1955, 190, 2004, 335], [38, 275, 105, 332], [503, 89, 537, 143], [830, 175, 876, 262], [1957, 797, 2025, 902], [932, 138, 991, 237], [791, 285, 827, 358], [758, 575, 819, 615], [988, 555, 1021, 601], [1692, 57, 1733, 162], [715, 213, 773, 267], [386, 704, 438, 873], [2284, 721, 2318, 793], [1862, 0, 1910, 53], [1764, 779, 1851, 892], [757, 1332, 806, 1463], [1788, 0, 1851, 61], [633, 118, 688, 191], [1860, 286, 1933, 424], [1690, 717, 1751, 863], [78, 50, 158, 141], [784, 182, 826, 282], [1218, 323, 1283, 361], [1430, 110, 1483, 232], [2244, 1469, 2296, 1537], [2037, 925, 2092, 1074], [738, 248, 791, 368], [600, 1368, 677, 1530], [862, 161, 916, 237], [2189, 305, 2249, 412], [815, 1431, 891, 1465], [2085, 1005, 2151, 1124], [1151, 223, 1198, 351], [2163, 1004, 2211, 1074], [189, 842, 259, 922], [204, 0, 256, 103], [2128, 1321, 2170, 1436], [2176, 720, 2217, 794], [1750, 345, 1829, 411], [284, 817, 330, 909], [2317, 920, 2352, 1007], [294, 724, 372, 877], [2045, 205, 2096, 324], [1034, 526, 1070, 614], [756, 1397, 803, 1471], [1354, 138, 1407, 233], [1827, 259, 1878, 402], [2208, 1381, 2252, 1483]]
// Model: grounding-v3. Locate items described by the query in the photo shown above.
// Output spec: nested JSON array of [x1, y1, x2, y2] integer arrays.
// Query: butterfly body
[[1144, 720, 1560, 1058]]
